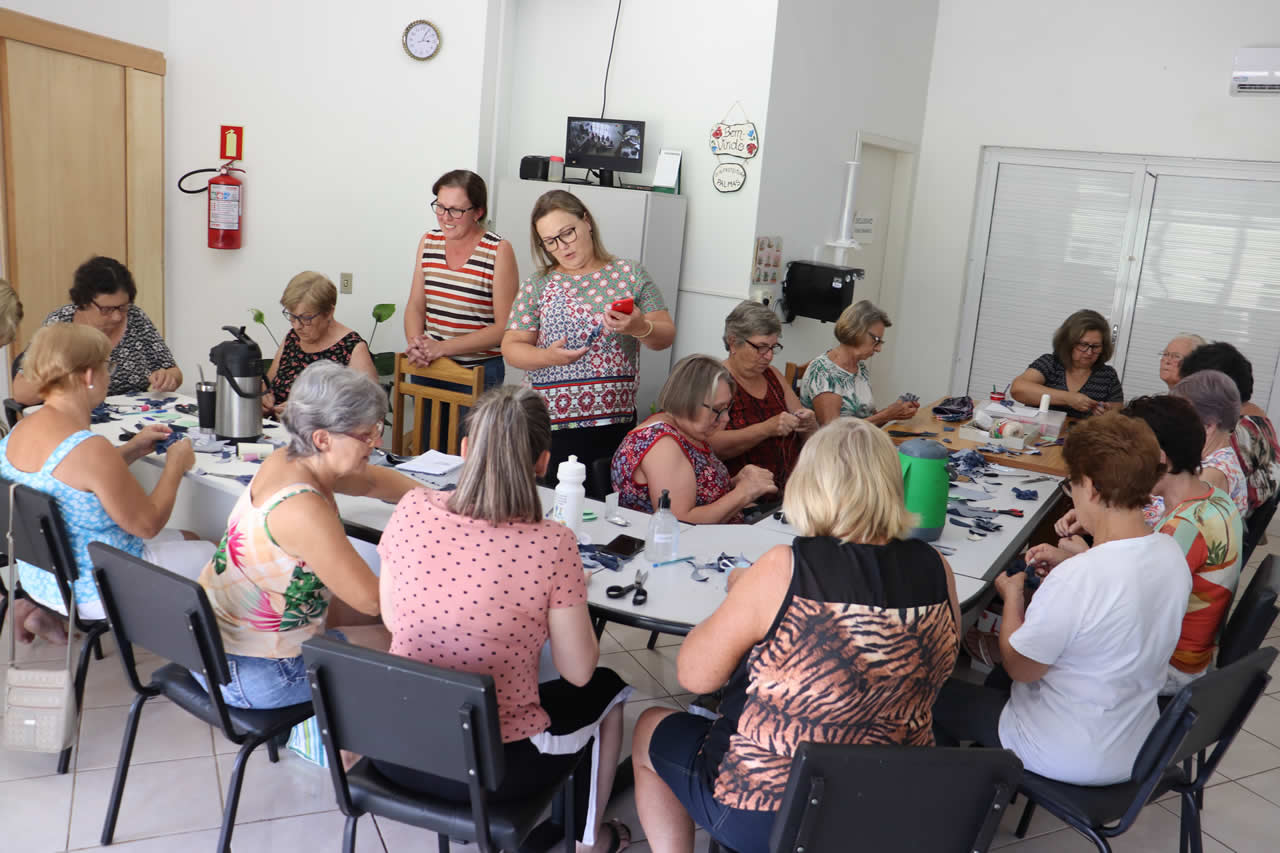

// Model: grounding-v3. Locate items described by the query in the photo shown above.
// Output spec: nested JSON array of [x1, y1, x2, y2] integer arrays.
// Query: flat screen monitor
[[565, 117, 645, 186]]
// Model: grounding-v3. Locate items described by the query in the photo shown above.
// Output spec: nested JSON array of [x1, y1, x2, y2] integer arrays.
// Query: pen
[[650, 555, 694, 567]]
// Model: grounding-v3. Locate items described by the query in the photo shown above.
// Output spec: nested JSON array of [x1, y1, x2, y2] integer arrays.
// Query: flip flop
[[601, 819, 631, 853]]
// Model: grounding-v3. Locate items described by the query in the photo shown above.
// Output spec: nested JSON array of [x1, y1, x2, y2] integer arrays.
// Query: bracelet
[[634, 319, 655, 340]]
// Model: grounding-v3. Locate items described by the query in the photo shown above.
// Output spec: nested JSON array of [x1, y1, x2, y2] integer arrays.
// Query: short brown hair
[[834, 300, 891, 347], [432, 169, 488, 219], [529, 190, 614, 275], [281, 271, 337, 315], [657, 355, 736, 419], [0, 279, 23, 348], [1052, 309, 1113, 365], [22, 323, 111, 398], [1062, 412, 1164, 509]]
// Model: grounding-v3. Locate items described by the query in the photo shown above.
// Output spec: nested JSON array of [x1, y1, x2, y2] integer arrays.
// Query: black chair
[[1012, 646, 1277, 853], [1219, 553, 1280, 669], [89, 543, 313, 853], [0, 478, 109, 774], [766, 743, 1023, 853], [587, 455, 613, 501], [301, 635, 583, 853], [1241, 494, 1279, 567], [3, 397, 24, 429]]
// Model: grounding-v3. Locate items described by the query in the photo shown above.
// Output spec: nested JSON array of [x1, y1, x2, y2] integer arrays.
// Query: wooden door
[[3, 39, 127, 348]]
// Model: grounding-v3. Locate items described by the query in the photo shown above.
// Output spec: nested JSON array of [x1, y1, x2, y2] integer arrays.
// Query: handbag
[[3, 483, 78, 752]]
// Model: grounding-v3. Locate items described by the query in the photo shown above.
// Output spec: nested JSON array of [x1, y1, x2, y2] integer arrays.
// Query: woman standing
[[403, 170, 517, 389], [503, 190, 675, 484], [709, 301, 815, 492]]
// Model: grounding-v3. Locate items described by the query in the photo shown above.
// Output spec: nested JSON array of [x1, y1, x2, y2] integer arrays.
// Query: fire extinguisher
[[179, 162, 246, 250]]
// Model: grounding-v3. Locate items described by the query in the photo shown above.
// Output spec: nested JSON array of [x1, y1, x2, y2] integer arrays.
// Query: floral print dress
[[197, 483, 331, 660]]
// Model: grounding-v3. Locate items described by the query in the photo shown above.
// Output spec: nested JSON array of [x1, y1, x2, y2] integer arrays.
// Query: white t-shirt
[[998, 533, 1191, 785]]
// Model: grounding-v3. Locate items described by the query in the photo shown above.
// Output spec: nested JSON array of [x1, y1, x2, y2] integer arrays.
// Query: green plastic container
[[899, 438, 950, 541]]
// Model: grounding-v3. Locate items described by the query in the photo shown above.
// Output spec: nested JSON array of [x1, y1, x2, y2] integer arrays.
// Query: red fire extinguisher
[[179, 162, 246, 250]]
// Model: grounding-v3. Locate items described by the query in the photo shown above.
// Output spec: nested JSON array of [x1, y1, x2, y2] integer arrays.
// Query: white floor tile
[[0, 772, 73, 852], [67, 756, 224, 849], [1185, 779, 1280, 853], [1237, 765, 1280, 806], [1242, 693, 1280, 747], [0, 740, 66, 783], [213, 749, 336, 824], [80, 652, 166, 710], [599, 652, 668, 701], [989, 797, 1066, 848], [1214, 728, 1280, 781], [74, 701, 214, 772], [375, 814, 478, 852], [630, 644, 684, 696], [1001, 800, 1230, 852], [599, 630, 624, 655]]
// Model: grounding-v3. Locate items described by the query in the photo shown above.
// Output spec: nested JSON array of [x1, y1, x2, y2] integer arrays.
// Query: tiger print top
[[705, 536, 958, 812]]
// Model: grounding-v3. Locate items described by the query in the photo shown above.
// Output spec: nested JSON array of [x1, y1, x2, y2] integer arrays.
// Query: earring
[[88, 384, 95, 390]]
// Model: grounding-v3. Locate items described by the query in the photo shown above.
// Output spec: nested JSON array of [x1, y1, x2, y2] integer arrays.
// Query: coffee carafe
[[209, 325, 265, 441]]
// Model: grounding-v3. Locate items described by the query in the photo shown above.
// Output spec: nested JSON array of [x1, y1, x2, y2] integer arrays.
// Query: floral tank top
[[1203, 446, 1249, 518], [611, 421, 740, 522], [197, 482, 331, 659]]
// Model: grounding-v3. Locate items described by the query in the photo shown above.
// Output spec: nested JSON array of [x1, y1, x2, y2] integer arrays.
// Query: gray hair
[[722, 300, 781, 351], [1172, 369, 1241, 433], [1173, 333, 1207, 349], [281, 361, 386, 457]]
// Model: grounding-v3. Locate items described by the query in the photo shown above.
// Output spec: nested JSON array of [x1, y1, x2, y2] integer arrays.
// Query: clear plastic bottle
[[550, 455, 586, 535], [645, 489, 679, 562]]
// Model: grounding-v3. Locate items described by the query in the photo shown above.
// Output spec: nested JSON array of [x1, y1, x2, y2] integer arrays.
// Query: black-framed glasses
[[282, 308, 322, 326], [1075, 342, 1103, 354], [431, 200, 475, 220], [90, 299, 129, 318], [540, 224, 581, 251], [744, 340, 783, 356], [701, 402, 731, 420]]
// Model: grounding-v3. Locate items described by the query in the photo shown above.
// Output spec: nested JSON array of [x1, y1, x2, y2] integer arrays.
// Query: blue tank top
[[0, 430, 143, 609]]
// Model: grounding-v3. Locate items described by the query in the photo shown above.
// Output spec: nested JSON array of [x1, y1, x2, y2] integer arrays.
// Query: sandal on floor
[[963, 628, 999, 669], [600, 819, 631, 853]]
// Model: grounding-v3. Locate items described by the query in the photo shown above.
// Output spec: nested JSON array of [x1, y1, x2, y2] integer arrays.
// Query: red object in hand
[[610, 297, 635, 315]]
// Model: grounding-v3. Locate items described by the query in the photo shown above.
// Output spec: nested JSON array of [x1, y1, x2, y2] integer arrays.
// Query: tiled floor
[[3, 544, 1280, 851]]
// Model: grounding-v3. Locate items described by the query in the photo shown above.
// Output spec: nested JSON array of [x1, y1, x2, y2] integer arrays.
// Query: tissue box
[[980, 402, 1066, 439]]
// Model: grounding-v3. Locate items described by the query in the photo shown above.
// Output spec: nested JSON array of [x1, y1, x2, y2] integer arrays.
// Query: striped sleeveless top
[[419, 229, 503, 364]]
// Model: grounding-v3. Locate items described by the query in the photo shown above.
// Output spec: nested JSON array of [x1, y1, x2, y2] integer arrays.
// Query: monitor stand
[[596, 169, 615, 188]]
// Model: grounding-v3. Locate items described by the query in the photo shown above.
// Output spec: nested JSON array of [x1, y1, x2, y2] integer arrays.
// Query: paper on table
[[395, 449, 464, 476]]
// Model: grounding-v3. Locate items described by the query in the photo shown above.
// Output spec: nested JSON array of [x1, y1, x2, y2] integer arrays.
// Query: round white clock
[[402, 20, 441, 61]]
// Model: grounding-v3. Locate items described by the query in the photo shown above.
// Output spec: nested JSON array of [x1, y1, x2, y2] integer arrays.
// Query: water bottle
[[645, 489, 679, 562], [550, 455, 586, 536]]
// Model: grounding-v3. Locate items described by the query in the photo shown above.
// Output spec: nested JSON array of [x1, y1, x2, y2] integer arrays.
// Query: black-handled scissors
[[606, 569, 649, 605]]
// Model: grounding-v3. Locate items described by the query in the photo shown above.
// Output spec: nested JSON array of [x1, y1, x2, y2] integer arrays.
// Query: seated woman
[[709, 301, 815, 492], [612, 355, 776, 523], [377, 386, 632, 853], [0, 278, 23, 434], [932, 413, 1191, 786], [632, 419, 960, 853], [12, 256, 181, 404], [1159, 333, 1205, 391], [1172, 370, 1248, 517], [798, 299, 919, 426], [1, 324, 212, 644], [261, 271, 378, 416], [193, 362, 417, 709], [1010, 309, 1123, 415], [1180, 342, 1280, 516]]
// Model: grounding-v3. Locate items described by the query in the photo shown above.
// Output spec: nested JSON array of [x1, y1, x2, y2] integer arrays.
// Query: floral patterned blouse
[[798, 352, 875, 419], [1203, 445, 1249, 518], [725, 368, 800, 491], [44, 305, 177, 396], [268, 329, 364, 405], [612, 421, 741, 523], [1232, 414, 1280, 514], [197, 482, 331, 660]]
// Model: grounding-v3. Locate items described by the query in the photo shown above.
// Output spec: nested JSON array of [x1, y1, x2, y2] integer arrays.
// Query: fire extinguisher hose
[[178, 163, 245, 194]]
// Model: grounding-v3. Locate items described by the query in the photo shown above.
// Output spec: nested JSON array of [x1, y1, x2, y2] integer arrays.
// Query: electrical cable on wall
[[600, 0, 622, 118]]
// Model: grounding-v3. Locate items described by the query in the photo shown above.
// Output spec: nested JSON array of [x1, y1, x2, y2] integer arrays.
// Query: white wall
[[1, 0, 168, 51], [495, 0, 780, 365], [164, 0, 494, 384], [893, 0, 1280, 402]]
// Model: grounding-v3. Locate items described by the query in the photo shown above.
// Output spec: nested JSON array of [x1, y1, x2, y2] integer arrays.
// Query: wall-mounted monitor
[[565, 116, 645, 187]]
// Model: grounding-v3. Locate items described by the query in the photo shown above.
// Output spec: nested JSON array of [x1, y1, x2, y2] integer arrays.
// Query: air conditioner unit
[[1230, 47, 1280, 95]]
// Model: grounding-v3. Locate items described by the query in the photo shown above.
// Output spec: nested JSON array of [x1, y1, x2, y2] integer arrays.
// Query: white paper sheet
[[394, 449, 464, 476]]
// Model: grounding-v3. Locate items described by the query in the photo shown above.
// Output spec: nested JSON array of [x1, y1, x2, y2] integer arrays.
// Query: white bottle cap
[[1039, 393, 1051, 414]]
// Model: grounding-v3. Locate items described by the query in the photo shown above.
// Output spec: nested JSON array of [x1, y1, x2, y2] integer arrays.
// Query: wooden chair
[[390, 353, 485, 456], [784, 361, 810, 393]]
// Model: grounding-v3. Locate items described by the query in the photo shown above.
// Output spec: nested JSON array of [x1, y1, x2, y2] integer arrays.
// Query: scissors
[[691, 553, 750, 583], [606, 569, 649, 605]]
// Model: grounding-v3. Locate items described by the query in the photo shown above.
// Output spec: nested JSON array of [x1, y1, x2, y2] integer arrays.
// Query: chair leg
[[92, 634, 105, 660], [562, 761, 577, 853], [438, 833, 450, 853], [1014, 800, 1036, 838], [343, 815, 358, 853], [1195, 748, 1207, 810], [647, 631, 659, 650], [100, 694, 151, 845], [1180, 790, 1204, 853], [0, 591, 9, 638], [266, 738, 280, 763], [216, 738, 263, 853]]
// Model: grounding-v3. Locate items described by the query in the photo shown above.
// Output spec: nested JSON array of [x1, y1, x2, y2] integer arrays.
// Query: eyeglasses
[[869, 333, 885, 347], [430, 200, 475, 220], [89, 300, 129, 318], [282, 308, 322, 326], [1159, 351, 1185, 363], [540, 224, 581, 252], [340, 424, 383, 448], [744, 340, 784, 356], [701, 402, 731, 420], [1075, 342, 1104, 354]]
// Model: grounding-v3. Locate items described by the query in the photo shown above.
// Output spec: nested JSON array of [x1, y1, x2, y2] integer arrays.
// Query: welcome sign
[[708, 122, 759, 159]]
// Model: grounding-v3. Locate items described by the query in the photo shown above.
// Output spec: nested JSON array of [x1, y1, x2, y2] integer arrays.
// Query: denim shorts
[[649, 712, 778, 853], [191, 629, 346, 710]]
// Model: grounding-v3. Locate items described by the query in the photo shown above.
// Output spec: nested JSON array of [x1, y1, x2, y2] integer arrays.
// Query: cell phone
[[610, 297, 635, 315], [600, 534, 645, 558]]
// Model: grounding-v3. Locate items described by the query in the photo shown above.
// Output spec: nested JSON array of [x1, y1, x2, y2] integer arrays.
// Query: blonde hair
[[657, 355, 735, 419], [281, 271, 337, 315], [448, 386, 552, 524], [0, 279, 23, 347], [529, 190, 614, 276], [22, 324, 111, 398], [835, 300, 891, 347], [782, 418, 912, 543]]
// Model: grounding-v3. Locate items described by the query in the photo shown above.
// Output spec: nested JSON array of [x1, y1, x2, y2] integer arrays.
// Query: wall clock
[[403, 20, 441, 61]]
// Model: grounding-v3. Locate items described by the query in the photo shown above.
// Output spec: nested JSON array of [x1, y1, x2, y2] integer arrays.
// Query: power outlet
[[340, 272, 353, 294]]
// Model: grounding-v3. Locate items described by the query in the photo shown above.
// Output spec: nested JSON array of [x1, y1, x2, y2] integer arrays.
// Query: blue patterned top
[[0, 430, 143, 609]]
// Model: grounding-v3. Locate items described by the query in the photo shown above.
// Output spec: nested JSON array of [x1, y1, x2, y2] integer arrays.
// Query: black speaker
[[520, 156, 549, 180]]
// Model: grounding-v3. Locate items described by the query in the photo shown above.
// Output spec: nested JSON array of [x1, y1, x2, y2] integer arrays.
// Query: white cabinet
[[495, 179, 686, 415]]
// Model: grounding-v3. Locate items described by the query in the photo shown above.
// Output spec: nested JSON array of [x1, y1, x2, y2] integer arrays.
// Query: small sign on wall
[[712, 163, 747, 193], [220, 125, 244, 160], [852, 213, 877, 243], [708, 122, 759, 159]]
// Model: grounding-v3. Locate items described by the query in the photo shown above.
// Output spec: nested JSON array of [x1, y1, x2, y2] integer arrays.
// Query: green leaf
[[249, 308, 265, 324], [371, 303, 396, 322]]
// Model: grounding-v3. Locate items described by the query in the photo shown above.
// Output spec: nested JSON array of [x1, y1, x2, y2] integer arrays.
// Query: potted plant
[[248, 308, 279, 375], [367, 303, 397, 377]]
